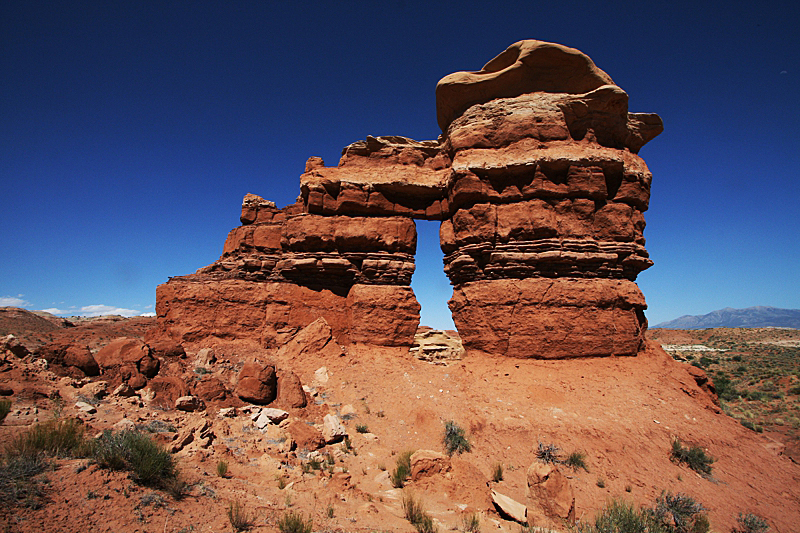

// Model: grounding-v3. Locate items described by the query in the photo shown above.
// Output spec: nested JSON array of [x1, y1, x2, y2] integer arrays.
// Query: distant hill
[[653, 306, 800, 329]]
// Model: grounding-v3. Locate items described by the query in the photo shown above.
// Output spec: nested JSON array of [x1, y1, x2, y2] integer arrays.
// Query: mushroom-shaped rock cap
[[436, 40, 616, 131]]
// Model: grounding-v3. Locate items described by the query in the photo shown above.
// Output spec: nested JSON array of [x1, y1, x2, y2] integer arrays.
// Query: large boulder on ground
[[276, 371, 307, 408], [526, 461, 575, 524], [193, 377, 229, 402], [94, 337, 160, 380], [146, 376, 190, 409], [410, 450, 452, 480], [235, 362, 277, 404], [35, 342, 99, 377], [322, 413, 347, 443], [286, 420, 325, 451]]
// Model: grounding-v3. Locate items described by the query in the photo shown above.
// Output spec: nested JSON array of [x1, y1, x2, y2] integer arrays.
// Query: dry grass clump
[[216, 459, 229, 478], [227, 499, 254, 531], [403, 492, 438, 533], [6, 417, 87, 459], [390, 450, 415, 488], [277, 510, 312, 533]]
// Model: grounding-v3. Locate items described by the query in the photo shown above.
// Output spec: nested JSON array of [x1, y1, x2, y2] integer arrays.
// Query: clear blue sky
[[1, 1, 798, 328]]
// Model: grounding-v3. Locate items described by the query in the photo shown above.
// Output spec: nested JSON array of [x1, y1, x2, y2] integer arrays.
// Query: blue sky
[[1, 1, 798, 327]]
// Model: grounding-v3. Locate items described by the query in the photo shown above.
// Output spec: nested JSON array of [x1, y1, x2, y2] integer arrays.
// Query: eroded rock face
[[152, 39, 659, 359]]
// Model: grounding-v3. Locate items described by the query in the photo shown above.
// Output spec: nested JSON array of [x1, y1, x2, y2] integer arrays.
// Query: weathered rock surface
[[410, 328, 464, 362], [36, 342, 99, 377], [526, 461, 575, 524], [235, 362, 277, 405], [150, 40, 659, 359]]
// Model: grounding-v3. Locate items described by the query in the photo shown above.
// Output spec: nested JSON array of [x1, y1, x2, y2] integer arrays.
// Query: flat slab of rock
[[75, 401, 97, 414], [255, 408, 289, 428], [175, 395, 205, 412], [491, 489, 527, 524], [322, 413, 347, 443]]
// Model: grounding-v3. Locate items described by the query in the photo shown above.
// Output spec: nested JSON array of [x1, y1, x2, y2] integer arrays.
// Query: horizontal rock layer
[[449, 278, 647, 358], [152, 280, 420, 348]]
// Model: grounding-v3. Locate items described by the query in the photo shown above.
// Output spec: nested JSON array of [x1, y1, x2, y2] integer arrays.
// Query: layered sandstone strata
[[153, 39, 660, 358], [437, 40, 661, 357]]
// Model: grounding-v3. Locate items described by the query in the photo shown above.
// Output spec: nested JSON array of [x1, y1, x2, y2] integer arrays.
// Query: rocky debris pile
[[151, 39, 660, 359], [410, 327, 464, 362]]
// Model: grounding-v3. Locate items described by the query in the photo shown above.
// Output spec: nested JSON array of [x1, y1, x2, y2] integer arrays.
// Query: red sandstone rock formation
[[151, 39, 661, 358]]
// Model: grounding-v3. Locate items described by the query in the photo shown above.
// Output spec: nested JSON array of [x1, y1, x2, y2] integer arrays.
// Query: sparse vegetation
[[492, 462, 503, 482], [355, 423, 370, 433], [460, 511, 480, 533], [6, 417, 87, 459], [216, 459, 228, 478], [227, 499, 254, 531], [277, 510, 312, 533], [564, 451, 588, 471], [596, 477, 606, 488], [652, 491, 709, 533], [0, 453, 49, 508], [670, 438, 714, 476], [536, 442, 561, 464], [390, 450, 414, 488], [403, 492, 438, 533], [732, 512, 770, 533], [90, 430, 182, 493], [0, 399, 11, 424], [443, 420, 471, 456], [577, 493, 709, 533]]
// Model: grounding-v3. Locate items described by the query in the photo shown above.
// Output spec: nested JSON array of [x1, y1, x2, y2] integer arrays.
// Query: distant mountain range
[[653, 306, 800, 329]]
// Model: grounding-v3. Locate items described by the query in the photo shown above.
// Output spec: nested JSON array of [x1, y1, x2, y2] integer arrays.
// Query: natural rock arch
[[149, 40, 662, 358]]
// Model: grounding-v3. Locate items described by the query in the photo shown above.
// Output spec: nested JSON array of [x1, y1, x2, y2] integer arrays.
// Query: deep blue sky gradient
[[1, 1, 798, 327]]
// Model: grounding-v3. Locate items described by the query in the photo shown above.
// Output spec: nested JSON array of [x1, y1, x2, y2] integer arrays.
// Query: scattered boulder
[[276, 371, 306, 408], [112, 383, 136, 397], [146, 339, 185, 359], [113, 418, 136, 431], [193, 377, 228, 402], [81, 381, 108, 399], [286, 420, 325, 451], [35, 342, 99, 377], [170, 419, 213, 453], [254, 408, 289, 429], [75, 401, 97, 414], [526, 461, 575, 524], [410, 450, 451, 480], [175, 395, 205, 412], [491, 489, 527, 524], [2, 334, 30, 358], [194, 347, 216, 368], [94, 338, 159, 380], [235, 362, 277, 404], [322, 413, 347, 443], [147, 376, 190, 409]]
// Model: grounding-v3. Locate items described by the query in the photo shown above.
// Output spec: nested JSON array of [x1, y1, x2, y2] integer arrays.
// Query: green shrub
[[355, 423, 369, 433], [564, 451, 588, 471], [443, 420, 471, 456], [277, 510, 312, 533], [577, 499, 667, 533], [390, 450, 414, 488], [670, 438, 714, 476], [6, 417, 87, 459], [0, 399, 11, 424], [732, 512, 769, 533], [403, 492, 438, 533], [227, 499, 254, 531], [651, 491, 709, 533], [492, 462, 503, 482], [90, 430, 178, 489], [216, 459, 228, 478], [713, 374, 739, 402]]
